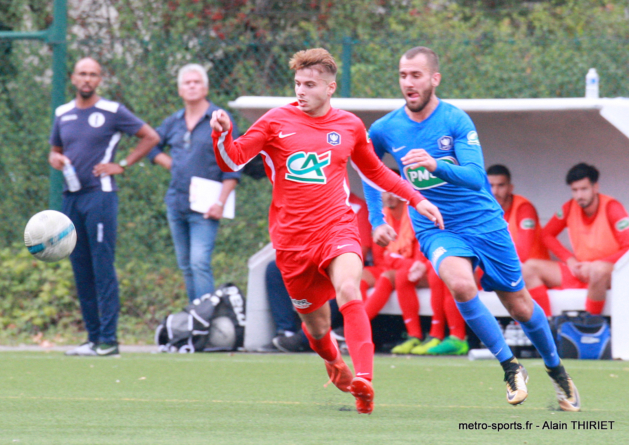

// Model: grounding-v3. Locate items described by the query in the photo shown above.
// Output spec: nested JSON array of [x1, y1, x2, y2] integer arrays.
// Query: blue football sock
[[456, 295, 513, 363], [519, 301, 561, 368]]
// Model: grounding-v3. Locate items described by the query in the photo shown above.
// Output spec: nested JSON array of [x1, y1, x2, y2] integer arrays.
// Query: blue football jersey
[[50, 98, 145, 193], [363, 100, 506, 235]]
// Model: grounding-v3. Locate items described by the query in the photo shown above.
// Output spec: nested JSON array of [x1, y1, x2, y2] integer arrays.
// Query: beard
[[405, 85, 433, 113], [577, 197, 594, 209], [78, 89, 95, 99]]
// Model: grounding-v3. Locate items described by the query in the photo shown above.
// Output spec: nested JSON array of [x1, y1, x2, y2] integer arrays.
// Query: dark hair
[[486, 164, 511, 181], [566, 163, 599, 185], [390, 167, 400, 176], [402, 47, 439, 72]]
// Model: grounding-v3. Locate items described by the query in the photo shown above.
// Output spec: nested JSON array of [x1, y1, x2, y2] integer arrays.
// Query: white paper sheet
[[189, 176, 235, 219]]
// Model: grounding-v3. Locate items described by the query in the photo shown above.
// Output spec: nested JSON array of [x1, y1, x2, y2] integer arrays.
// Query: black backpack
[[155, 283, 246, 353]]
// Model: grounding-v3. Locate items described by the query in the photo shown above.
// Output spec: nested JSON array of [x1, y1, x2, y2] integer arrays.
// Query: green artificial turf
[[1, 352, 627, 444]]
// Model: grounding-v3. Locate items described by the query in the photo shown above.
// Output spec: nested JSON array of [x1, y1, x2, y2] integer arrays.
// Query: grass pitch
[[1, 352, 627, 444]]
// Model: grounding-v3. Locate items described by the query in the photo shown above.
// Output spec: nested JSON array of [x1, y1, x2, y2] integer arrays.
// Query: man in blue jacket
[[149, 64, 240, 302]]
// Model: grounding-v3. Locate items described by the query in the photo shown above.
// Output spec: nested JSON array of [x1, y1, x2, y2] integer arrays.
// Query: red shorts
[[557, 262, 588, 289], [275, 225, 363, 314]]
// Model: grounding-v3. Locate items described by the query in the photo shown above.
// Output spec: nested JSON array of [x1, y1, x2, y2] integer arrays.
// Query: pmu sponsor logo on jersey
[[616, 217, 629, 231], [520, 218, 536, 230], [438, 136, 453, 151], [285, 151, 332, 184], [327, 132, 341, 146], [403, 156, 458, 190], [291, 298, 312, 309], [467, 131, 480, 146]]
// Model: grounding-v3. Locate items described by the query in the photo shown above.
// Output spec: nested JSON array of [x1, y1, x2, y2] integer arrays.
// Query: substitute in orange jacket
[[522, 163, 629, 315], [487, 164, 552, 315], [487, 165, 549, 262]]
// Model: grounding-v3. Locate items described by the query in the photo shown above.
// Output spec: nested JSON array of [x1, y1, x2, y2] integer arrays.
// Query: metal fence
[[1, 33, 629, 272]]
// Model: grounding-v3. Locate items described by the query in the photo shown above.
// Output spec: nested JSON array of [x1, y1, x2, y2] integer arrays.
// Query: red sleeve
[[514, 201, 539, 263], [601, 200, 629, 263], [350, 125, 425, 208], [212, 118, 269, 172], [542, 201, 574, 262]]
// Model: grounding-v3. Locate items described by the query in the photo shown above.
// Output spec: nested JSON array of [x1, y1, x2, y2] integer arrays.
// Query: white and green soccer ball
[[24, 210, 77, 262]]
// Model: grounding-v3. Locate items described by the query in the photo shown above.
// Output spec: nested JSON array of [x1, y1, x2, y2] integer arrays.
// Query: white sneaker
[[65, 342, 97, 356]]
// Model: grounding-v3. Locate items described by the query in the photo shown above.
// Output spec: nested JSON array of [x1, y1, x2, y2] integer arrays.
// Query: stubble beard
[[78, 89, 95, 99], [405, 84, 433, 113]]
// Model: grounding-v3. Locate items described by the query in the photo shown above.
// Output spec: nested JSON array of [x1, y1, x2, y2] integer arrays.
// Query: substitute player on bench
[[522, 163, 629, 315], [363, 46, 580, 411], [487, 164, 552, 316], [210, 48, 443, 415]]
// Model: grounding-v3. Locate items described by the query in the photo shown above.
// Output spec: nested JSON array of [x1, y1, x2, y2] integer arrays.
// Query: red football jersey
[[213, 102, 425, 250]]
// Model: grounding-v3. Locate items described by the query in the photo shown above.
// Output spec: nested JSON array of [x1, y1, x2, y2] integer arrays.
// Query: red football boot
[[324, 354, 353, 393], [350, 377, 374, 414]]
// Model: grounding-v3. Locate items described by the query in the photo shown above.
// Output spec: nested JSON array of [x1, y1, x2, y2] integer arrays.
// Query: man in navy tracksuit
[[48, 57, 159, 356]]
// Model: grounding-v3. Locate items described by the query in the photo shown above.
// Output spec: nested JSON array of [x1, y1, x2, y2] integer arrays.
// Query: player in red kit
[[211, 48, 443, 415]]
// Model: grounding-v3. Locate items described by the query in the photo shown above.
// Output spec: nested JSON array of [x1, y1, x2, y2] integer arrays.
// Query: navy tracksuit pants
[[62, 189, 119, 344]]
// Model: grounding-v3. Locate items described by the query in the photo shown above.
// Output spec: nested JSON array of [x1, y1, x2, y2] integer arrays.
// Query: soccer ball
[[24, 210, 77, 262]]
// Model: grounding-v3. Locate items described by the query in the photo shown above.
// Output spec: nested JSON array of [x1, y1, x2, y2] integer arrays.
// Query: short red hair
[[289, 48, 337, 77]]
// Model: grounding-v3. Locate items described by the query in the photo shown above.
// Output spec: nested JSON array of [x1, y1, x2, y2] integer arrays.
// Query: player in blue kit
[[362, 47, 580, 411], [49, 57, 160, 356]]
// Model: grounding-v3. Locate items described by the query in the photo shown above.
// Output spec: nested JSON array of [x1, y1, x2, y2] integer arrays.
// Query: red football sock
[[340, 299, 374, 381], [444, 287, 466, 340], [396, 263, 422, 339], [360, 280, 370, 302], [585, 298, 605, 315], [301, 323, 338, 362], [364, 275, 393, 320], [428, 267, 445, 340], [529, 285, 552, 317]]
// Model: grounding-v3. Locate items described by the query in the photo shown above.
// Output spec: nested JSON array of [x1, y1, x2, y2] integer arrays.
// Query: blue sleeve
[[431, 113, 485, 191], [115, 104, 146, 136], [49, 117, 62, 146], [361, 126, 387, 229], [146, 117, 170, 163]]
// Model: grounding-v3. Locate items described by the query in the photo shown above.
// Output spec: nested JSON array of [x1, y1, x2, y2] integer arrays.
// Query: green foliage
[[2, 0, 629, 343], [0, 245, 77, 338]]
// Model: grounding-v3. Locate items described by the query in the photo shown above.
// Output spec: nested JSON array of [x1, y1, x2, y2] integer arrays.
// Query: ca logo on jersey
[[285, 151, 332, 184], [404, 156, 458, 190]]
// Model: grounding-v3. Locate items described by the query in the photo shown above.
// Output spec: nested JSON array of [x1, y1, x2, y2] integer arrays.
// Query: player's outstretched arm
[[402, 148, 485, 191], [212, 109, 269, 173], [415, 199, 444, 230]]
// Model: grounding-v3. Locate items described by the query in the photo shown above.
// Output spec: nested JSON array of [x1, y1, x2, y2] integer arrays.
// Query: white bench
[[244, 243, 629, 359], [379, 288, 611, 318]]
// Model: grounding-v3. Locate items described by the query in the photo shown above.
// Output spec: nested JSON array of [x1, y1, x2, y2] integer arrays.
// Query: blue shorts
[[417, 227, 524, 293]]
